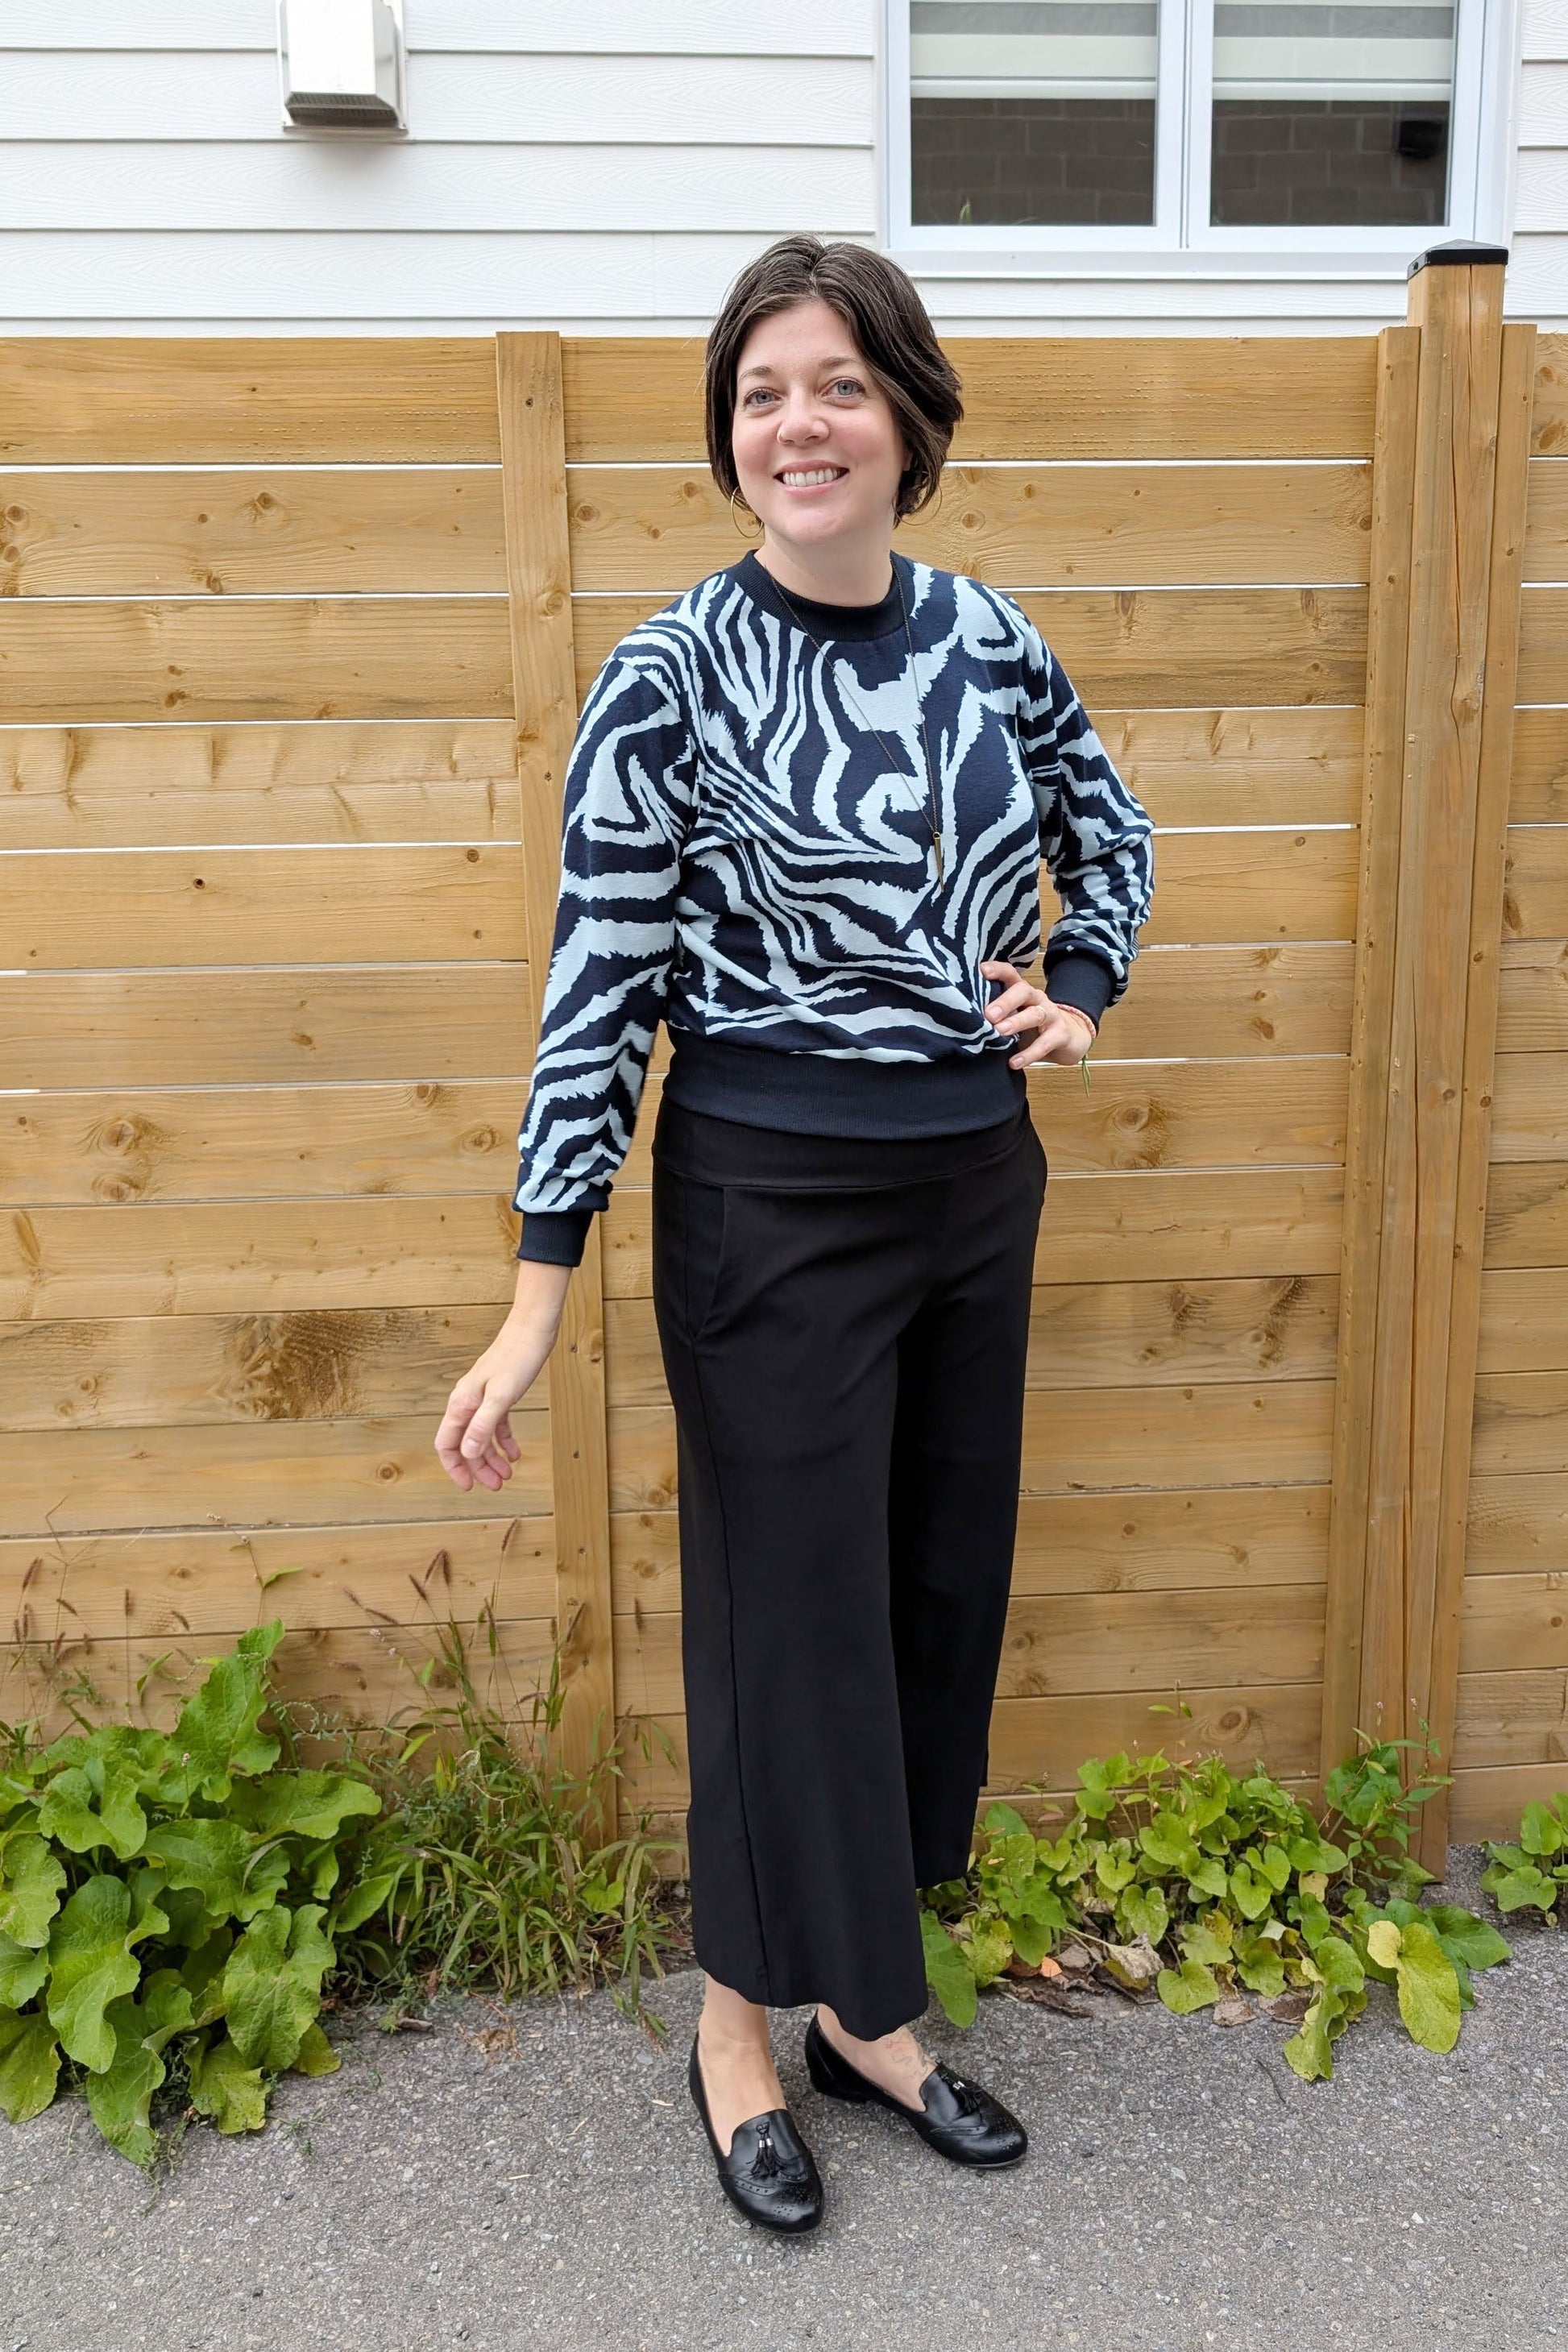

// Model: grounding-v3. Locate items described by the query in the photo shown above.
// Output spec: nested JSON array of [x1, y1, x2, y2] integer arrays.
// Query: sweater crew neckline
[[732, 550, 910, 644]]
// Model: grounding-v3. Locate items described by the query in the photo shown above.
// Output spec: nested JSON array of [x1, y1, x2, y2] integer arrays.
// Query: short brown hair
[[704, 236, 964, 523]]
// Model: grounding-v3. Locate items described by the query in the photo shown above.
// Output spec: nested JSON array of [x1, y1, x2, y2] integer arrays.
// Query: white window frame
[[884, 0, 1520, 276]]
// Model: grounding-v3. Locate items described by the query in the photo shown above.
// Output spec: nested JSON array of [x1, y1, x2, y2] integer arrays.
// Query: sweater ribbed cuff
[[1042, 949, 1115, 1033], [516, 1208, 594, 1267]]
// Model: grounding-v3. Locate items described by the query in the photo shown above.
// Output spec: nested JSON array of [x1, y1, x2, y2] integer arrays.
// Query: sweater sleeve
[[1011, 612, 1155, 1023], [512, 650, 697, 1267]]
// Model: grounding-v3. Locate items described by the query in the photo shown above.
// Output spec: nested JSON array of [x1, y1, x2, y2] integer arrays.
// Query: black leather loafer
[[803, 2012, 1028, 2168], [687, 2035, 824, 2234]]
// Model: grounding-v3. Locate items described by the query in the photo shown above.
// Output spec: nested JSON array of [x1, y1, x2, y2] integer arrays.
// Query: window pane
[[911, 2, 1160, 226], [1211, 2, 1454, 226]]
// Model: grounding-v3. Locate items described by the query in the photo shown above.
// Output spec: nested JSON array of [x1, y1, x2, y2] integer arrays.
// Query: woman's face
[[729, 298, 908, 558]]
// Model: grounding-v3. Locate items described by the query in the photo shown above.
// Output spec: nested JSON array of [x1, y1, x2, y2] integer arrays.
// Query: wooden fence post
[[1321, 243, 1537, 1867], [496, 331, 617, 1837]]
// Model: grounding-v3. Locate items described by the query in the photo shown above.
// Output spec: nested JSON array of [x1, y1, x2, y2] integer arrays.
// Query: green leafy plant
[[0, 1623, 377, 2163], [919, 1734, 1509, 2082], [1482, 1790, 1568, 1918], [323, 1612, 682, 2014], [0, 1609, 684, 2167]]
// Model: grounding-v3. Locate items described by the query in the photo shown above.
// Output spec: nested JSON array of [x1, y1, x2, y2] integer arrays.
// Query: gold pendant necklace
[[756, 558, 945, 885]]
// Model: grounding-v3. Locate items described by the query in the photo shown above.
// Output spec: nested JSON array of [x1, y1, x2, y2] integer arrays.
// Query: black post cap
[[1406, 239, 1510, 280]]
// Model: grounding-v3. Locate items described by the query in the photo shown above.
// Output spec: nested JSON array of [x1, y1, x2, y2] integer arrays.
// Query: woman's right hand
[[433, 1260, 573, 1492]]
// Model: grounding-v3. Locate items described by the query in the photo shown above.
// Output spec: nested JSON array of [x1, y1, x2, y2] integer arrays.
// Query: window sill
[[892, 247, 1463, 283]]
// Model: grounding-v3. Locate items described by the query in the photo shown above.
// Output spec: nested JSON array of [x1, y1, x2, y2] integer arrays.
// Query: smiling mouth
[[777, 467, 848, 489]]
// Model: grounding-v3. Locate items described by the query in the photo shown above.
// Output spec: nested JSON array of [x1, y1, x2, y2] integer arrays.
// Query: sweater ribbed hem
[[662, 1027, 1027, 1139]]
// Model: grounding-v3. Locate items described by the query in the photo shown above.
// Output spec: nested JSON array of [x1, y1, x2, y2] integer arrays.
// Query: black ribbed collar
[[730, 549, 911, 644]]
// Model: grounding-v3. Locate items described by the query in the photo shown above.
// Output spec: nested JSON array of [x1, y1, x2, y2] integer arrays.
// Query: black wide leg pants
[[649, 1086, 1047, 2041]]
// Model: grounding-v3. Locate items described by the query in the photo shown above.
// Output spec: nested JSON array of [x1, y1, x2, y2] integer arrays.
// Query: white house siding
[[0, 0, 1562, 335]]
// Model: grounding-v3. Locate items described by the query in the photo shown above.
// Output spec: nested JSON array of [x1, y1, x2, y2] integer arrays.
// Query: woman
[[435, 235, 1155, 2234]]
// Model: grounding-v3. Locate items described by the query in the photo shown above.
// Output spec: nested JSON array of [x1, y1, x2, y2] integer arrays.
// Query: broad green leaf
[[1520, 1800, 1566, 1859], [1480, 1860, 1557, 1915], [983, 1802, 1032, 1842], [226, 1769, 380, 1843], [920, 1911, 978, 2028], [1284, 1987, 1343, 2082], [0, 2010, 61, 2123], [169, 1620, 285, 1802], [1180, 1919, 1231, 1968], [1156, 1960, 1220, 2015], [188, 2032, 267, 2134], [180, 1928, 233, 2028], [141, 1817, 289, 1925], [1255, 1843, 1293, 1892], [0, 1929, 48, 2008], [1093, 1847, 1136, 1894], [1388, 1917, 1461, 2055], [1366, 1919, 1401, 1970], [1309, 1934, 1364, 1997], [1236, 1936, 1287, 1999], [46, 1876, 149, 2074], [222, 1902, 334, 2072], [1228, 1865, 1272, 1922], [1139, 1815, 1199, 1873], [87, 1996, 168, 2167], [1009, 1914, 1051, 1969], [291, 2020, 339, 2077], [965, 1914, 1014, 1990], [1423, 1904, 1511, 1972], [332, 1869, 400, 1936], [0, 1832, 67, 1948], [1186, 1858, 1229, 1901], [1118, 1884, 1168, 1948]]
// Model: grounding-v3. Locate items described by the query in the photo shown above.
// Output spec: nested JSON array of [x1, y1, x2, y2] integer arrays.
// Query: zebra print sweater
[[512, 550, 1155, 1265]]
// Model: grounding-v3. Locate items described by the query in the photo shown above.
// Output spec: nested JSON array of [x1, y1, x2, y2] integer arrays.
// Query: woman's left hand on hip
[[980, 959, 1097, 1069]]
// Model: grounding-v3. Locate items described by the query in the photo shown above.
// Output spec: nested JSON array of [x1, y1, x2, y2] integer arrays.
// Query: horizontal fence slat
[[1473, 1372, 1568, 1475], [1497, 949, 1568, 1053], [1453, 1668, 1568, 1767], [1097, 705, 1364, 828], [0, 338, 503, 464], [1466, 1471, 1568, 1574], [1524, 454, 1568, 581], [0, 1413, 550, 1537], [1505, 825, 1568, 941], [0, 965, 531, 1090], [0, 598, 514, 724], [1517, 587, 1568, 701], [607, 1383, 1335, 1507], [601, 1276, 1340, 1409], [620, 1684, 1327, 1808], [566, 462, 1375, 593], [1108, 829, 1354, 946], [0, 1618, 561, 1744], [562, 337, 1379, 463], [1461, 1572, 1568, 1674], [1449, 1764, 1568, 1842], [1491, 1068, 1568, 1164], [572, 587, 1369, 710], [0, 468, 508, 597], [0, 1197, 520, 1321], [1, 1081, 521, 1205], [0, 720, 523, 851], [0, 1517, 555, 1644], [613, 1585, 1327, 1714], [604, 1168, 1346, 1297], [614, 1067, 1349, 1193], [1531, 337, 1568, 456], [1479, 1267, 1568, 1371], [1485, 1164, 1568, 1266], [1, 846, 525, 969], [1508, 709, 1568, 825], [610, 1483, 1329, 1611], [0, 1305, 538, 1430]]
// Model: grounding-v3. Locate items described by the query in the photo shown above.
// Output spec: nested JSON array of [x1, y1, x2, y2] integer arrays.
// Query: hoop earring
[[728, 487, 762, 541]]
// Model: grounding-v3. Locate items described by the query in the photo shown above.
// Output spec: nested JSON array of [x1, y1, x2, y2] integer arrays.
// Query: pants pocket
[[676, 1174, 736, 1343]]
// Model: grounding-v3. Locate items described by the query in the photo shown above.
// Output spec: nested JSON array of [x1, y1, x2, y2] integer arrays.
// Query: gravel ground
[[1, 1851, 1562, 2352]]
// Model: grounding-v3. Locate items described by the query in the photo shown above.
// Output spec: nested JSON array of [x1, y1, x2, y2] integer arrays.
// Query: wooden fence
[[0, 243, 1564, 1865]]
